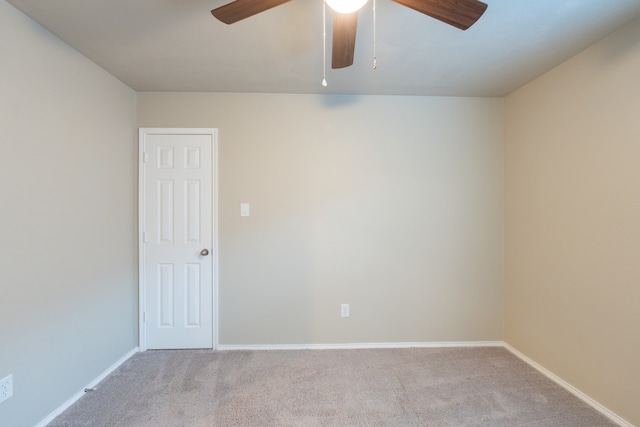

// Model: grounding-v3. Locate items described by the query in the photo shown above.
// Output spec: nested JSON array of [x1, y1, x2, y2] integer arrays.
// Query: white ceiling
[[6, 0, 640, 96]]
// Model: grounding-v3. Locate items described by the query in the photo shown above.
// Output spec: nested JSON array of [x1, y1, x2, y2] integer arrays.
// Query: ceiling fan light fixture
[[325, 0, 369, 14]]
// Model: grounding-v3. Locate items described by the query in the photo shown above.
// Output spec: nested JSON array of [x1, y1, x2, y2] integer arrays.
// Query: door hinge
[[143, 231, 147, 243], [143, 152, 148, 163], [143, 312, 146, 323]]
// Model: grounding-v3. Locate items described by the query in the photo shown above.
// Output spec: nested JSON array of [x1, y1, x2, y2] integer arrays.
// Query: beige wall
[[138, 93, 504, 345], [0, 2, 138, 426], [504, 17, 640, 426]]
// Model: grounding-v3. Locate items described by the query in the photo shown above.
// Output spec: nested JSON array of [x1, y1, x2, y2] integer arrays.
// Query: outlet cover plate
[[0, 374, 13, 403], [341, 304, 350, 317]]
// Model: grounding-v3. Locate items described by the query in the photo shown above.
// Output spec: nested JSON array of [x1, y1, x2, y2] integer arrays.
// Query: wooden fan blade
[[212, 0, 293, 24], [392, 0, 487, 30], [332, 11, 359, 69]]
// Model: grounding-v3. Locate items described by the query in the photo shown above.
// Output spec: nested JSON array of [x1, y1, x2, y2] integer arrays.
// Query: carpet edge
[[504, 342, 634, 427], [35, 346, 139, 427]]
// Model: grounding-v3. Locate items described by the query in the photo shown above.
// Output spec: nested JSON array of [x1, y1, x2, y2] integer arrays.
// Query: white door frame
[[138, 128, 218, 351]]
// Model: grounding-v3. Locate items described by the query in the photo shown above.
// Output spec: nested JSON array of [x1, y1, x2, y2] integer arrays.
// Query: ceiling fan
[[211, 0, 488, 69]]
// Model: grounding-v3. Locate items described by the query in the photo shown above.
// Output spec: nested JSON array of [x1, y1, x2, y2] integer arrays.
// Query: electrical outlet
[[0, 374, 13, 404], [341, 304, 350, 318]]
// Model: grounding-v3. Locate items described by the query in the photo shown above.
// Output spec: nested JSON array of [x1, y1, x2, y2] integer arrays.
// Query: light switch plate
[[240, 203, 250, 217]]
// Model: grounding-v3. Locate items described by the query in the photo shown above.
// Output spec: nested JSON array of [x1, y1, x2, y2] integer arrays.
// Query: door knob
[[200, 249, 209, 256]]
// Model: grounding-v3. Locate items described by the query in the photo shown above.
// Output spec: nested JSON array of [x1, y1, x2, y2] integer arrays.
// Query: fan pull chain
[[322, 0, 328, 86], [373, 0, 377, 69]]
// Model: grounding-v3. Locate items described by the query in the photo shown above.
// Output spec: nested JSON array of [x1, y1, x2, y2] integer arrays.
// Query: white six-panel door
[[139, 129, 216, 350]]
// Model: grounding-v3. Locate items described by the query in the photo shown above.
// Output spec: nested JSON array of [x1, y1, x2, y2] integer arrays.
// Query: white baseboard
[[35, 347, 139, 427], [217, 341, 504, 351], [504, 343, 634, 427]]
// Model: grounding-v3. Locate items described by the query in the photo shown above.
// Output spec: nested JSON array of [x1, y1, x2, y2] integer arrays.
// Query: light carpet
[[49, 347, 616, 426]]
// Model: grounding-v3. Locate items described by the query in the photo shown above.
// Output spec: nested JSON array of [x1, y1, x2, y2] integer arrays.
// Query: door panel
[[141, 130, 215, 350]]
